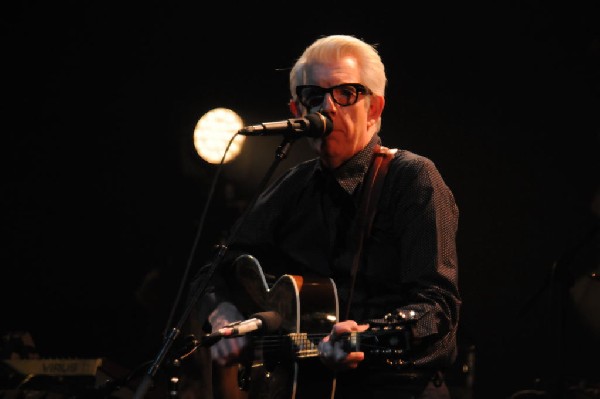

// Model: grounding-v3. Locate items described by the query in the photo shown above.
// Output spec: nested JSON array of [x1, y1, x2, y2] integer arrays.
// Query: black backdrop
[[2, 3, 599, 398]]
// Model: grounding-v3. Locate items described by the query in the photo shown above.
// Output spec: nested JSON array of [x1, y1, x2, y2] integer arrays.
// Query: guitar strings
[[251, 332, 398, 353]]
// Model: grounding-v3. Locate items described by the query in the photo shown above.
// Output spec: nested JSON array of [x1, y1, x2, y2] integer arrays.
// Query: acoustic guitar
[[230, 254, 415, 399]]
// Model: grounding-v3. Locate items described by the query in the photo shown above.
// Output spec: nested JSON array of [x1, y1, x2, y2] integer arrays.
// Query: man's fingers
[[345, 352, 365, 363], [210, 336, 247, 366], [332, 321, 370, 336]]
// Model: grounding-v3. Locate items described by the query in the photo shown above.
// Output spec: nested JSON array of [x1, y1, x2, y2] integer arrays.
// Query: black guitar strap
[[344, 144, 396, 321]]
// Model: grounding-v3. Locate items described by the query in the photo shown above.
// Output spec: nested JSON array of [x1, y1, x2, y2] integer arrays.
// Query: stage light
[[193, 108, 245, 164]]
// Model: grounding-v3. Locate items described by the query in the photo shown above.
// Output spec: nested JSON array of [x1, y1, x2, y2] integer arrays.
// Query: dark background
[[2, 2, 599, 398]]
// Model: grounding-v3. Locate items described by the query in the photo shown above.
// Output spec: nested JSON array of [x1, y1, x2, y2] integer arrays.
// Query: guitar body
[[233, 254, 339, 399]]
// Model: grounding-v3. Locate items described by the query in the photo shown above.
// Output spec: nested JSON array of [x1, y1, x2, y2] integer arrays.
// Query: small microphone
[[218, 311, 282, 337], [238, 112, 333, 138], [201, 311, 283, 347]]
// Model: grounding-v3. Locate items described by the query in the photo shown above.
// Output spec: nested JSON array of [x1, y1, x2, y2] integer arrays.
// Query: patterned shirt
[[211, 132, 460, 374]]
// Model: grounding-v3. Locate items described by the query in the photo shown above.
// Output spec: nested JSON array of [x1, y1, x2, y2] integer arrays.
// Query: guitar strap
[[344, 144, 397, 321]]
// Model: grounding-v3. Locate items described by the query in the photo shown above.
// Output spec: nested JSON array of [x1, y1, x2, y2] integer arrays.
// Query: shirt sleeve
[[385, 152, 461, 369]]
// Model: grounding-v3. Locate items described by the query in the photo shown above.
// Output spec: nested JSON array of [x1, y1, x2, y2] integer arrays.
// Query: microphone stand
[[546, 223, 599, 399], [131, 135, 298, 399], [510, 222, 599, 399]]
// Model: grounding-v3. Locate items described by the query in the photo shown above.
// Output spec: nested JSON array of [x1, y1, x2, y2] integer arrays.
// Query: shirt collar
[[313, 134, 382, 195]]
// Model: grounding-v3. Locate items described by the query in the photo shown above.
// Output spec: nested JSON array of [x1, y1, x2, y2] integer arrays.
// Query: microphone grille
[[305, 112, 333, 138]]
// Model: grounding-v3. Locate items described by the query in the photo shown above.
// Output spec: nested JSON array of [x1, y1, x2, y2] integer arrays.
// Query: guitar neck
[[258, 325, 411, 363], [289, 333, 320, 358]]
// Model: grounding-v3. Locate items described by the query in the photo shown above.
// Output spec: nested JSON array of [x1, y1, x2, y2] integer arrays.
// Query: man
[[195, 34, 460, 399]]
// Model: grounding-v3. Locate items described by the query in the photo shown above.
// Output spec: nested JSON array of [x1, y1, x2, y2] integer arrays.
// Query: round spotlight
[[193, 108, 246, 164]]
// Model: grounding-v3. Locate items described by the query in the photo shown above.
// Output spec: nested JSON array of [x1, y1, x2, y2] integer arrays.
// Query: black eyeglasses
[[295, 83, 373, 109]]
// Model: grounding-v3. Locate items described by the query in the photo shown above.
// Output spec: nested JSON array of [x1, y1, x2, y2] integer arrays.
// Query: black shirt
[[211, 133, 460, 372]]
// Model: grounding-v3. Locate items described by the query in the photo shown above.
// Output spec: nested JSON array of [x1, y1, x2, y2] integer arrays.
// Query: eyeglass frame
[[295, 83, 373, 109]]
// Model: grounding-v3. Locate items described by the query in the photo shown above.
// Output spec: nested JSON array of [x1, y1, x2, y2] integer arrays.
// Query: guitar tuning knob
[[385, 358, 409, 367], [383, 310, 417, 323], [370, 309, 420, 328], [383, 313, 394, 322], [397, 310, 418, 320]]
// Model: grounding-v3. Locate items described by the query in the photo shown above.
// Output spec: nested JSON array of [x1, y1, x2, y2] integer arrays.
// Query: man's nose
[[320, 93, 337, 112]]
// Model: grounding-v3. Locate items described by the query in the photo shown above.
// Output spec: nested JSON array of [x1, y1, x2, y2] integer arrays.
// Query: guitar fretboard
[[288, 333, 319, 358]]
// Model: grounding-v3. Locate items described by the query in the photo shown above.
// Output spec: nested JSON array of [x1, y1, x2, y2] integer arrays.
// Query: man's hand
[[317, 320, 369, 371], [208, 301, 248, 366]]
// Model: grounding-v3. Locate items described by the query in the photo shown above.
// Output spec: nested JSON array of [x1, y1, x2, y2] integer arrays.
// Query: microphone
[[238, 112, 333, 138], [218, 311, 282, 337], [201, 311, 282, 347]]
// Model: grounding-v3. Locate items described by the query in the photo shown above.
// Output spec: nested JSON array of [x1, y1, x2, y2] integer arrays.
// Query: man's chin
[[307, 137, 323, 153]]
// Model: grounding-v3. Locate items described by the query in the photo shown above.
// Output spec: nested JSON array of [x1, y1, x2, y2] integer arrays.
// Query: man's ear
[[368, 94, 385, 121], [289, 99, 301, 117]]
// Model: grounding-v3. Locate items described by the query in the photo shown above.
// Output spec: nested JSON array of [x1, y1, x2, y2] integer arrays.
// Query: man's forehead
[[301, 57, 361, 85]]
